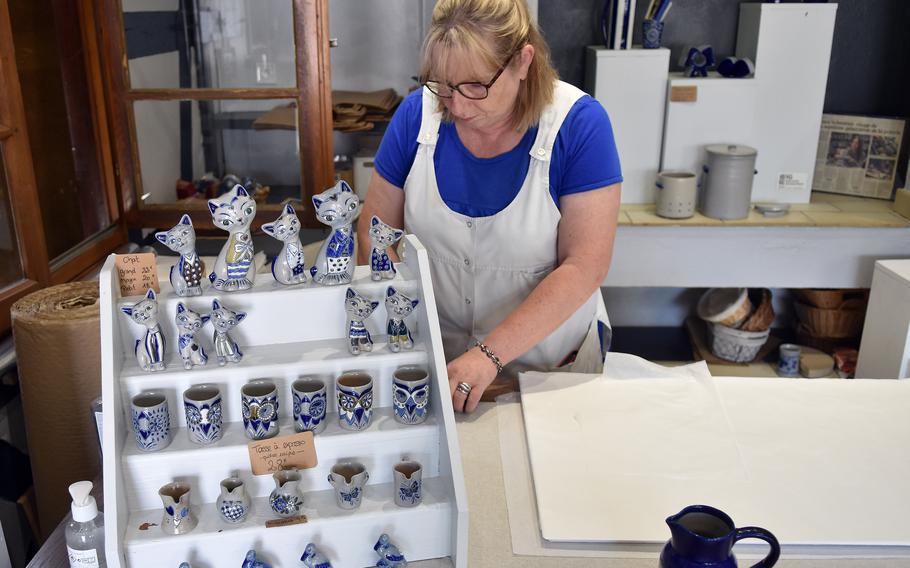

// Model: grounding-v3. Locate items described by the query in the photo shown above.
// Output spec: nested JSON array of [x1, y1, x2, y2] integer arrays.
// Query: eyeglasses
[[423, 50, 520, 100]]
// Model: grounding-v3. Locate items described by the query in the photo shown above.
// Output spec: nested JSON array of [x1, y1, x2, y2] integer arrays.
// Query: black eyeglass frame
[[423, 48, 522, 100]]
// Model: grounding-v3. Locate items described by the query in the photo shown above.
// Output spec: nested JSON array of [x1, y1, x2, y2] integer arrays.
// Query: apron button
[[464, 258, 471, 266], [465, 298, 471, 305], [466, 221, 473, 228], [536, 148, 546, 156]]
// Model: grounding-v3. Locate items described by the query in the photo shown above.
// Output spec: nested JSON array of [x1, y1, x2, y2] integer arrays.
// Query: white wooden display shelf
[[101, 235, 468, 568], [123, 477, 455, 567]]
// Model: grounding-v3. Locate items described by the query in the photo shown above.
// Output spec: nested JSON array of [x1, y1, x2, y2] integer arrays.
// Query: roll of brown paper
[[11, 282, 101, 540]]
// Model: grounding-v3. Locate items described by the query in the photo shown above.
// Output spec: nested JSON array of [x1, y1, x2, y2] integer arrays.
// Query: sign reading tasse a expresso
[[115, 253, 160, 297], [248, 431, 318, 475]]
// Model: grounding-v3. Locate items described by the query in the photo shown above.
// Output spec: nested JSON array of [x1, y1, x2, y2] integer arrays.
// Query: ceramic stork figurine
[[241, 550, 271, 568]]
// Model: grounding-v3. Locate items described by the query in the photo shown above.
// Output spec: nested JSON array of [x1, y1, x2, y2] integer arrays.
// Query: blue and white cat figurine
[[300, 543, 332, 568], [208, 184, 256, 292], [155, 214, 205, 296], [345, 288, 378, 355], [368, 216, 403, 281], [121, 288, 166, 372], [385, 286, 419, 352], [175, 302, 209, 370], [261, 204, 307, 285], [211, 298, 246, 366], [310, 180, 358, 286], [374, 534, 407, 568]]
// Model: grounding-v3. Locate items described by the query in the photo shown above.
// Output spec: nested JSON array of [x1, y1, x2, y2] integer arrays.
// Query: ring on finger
[[456, 382, 472, 396]]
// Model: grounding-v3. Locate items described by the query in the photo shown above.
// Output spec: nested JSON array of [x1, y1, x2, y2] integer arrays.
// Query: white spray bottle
[[66, 480, 106, 567]]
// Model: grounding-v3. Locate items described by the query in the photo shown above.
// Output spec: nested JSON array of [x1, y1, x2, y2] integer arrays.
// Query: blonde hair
[[421, 0, 558, 131]]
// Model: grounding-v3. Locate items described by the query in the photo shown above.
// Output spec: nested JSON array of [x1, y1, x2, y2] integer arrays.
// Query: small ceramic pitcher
[[327, 462, 369, 510], [241, 380, 280, 440], [392, 367, 430, 425], [130, 391, 171, 451], [393, 460, 422, 507], [159, 482, 197, 535], [660, 504, 780, 568], [216, 476, 250, 524], [336, 372, 373, 431], [269, 469, 303, 517], [293, 377, 327, 434]]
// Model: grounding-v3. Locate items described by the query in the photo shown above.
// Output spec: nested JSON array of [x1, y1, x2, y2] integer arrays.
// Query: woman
[[357, 0, 622, 413]]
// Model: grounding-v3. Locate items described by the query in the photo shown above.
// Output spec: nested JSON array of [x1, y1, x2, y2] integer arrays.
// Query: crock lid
[[706, 144, 757, 157]]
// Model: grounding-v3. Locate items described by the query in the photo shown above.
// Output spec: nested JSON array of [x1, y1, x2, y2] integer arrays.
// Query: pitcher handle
[[734, 526, 780, 567]]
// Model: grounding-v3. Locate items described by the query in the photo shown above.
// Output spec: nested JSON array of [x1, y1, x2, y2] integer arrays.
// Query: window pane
[[133, 99, 301, 205], [123, 0, 296, 89], [0, 149, 24, 288], [9, 0, 113, 261]]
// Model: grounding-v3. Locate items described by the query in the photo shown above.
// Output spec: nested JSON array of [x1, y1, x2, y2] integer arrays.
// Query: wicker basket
[[708, 322, 771, 363], [740, 288, 775, 332], [794, 302, 865, 338], [795, 324, 860, 353], [697, 288, 752, 328], [796, 288, 868, 310]]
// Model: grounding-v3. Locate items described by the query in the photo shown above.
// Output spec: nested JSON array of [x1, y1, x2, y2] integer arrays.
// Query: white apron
[[404, 81, 611, 376]]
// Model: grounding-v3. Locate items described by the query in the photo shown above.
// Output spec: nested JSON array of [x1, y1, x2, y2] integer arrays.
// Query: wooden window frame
[[0, 0, 128, 334], [98, 0, 335, 230]]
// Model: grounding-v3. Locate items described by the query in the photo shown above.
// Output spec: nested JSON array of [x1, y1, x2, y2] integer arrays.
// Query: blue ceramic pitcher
[[660, 505, 780, 568]]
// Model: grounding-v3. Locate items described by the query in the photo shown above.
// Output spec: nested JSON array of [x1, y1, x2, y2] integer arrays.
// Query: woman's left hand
[[447, 347, 498, 413]]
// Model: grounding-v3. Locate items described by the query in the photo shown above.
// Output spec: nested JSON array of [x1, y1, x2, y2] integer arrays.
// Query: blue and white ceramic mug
[[293, 377, 327, 434], [336, 371, 373, 431], [392, 367, 430, 425], [131, 391, 171, 451], [183, 384, 223, 445], [241, 380, 279, 440]]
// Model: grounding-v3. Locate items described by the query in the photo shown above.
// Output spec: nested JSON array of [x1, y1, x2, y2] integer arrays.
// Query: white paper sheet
[[518, 354, 910, 548]]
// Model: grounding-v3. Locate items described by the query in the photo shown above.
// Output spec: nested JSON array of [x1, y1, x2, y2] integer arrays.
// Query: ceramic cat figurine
[[155, 214, 205, 296], [261, 204, 306, 285], [310, 180, 358, 286], [121, 288, 166, 372], [385, 286, 419, 352], [208, 185, 256, 292], [345, 288, 378, 355], [175, 302, 209, 370], [368, 216, 403, 281], [210, 298, 246, 366]]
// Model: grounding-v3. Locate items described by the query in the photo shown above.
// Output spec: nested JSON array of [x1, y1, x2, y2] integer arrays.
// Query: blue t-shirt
[[374, 88, 623, 217]]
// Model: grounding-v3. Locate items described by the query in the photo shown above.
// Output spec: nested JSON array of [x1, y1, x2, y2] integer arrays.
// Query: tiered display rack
[[100, 235, 468, 567]]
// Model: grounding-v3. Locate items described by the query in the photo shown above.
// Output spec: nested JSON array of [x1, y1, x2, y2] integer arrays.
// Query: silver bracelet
[[474, 339, 503, 374]]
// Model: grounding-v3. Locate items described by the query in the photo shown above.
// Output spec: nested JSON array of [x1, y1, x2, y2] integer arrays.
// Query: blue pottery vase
[[660, 505, 780, 568]]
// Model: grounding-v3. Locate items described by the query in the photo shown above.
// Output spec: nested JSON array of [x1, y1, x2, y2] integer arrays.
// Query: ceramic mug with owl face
[[392, 367, 430, 425], [292, 377, 327, 434], [336, 371, 373, 431], [241, 380, 279, 440], [183, 384, 223, 445]]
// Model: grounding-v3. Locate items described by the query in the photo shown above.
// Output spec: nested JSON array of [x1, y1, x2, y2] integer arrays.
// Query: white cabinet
[[857, 260, 910, 380], [100, 236, 467, 567]]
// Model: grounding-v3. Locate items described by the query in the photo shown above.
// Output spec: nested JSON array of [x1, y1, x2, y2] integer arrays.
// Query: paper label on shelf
[[265, 515, 309, 528], [115, 253, 160, 297], [777, 172, 809, 192], [248, 431, 317, 475], [67, 546, 100, 567], [670, 85, 698, 102]]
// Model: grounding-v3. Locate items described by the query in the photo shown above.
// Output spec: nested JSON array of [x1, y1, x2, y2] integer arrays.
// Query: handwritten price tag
[[115, 253, 160, 297], [248, 431, 317, 475]]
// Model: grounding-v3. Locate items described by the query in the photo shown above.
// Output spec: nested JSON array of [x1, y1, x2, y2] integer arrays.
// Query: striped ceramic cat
[[208, 185, 256, 292], [368, 216, 403, 281], [155, 214, 205, 296], [175, 302, 209, 370], [211, 298, 246, 366], [310, 180, 358, 286], [345, 288, 378, 355], [385, 286, 419, 352], [262, 204, 306, 285], [121, 288, 166, 372]]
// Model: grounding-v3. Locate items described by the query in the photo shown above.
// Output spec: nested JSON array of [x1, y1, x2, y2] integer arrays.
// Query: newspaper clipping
[[813, 114, 905, 199]]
